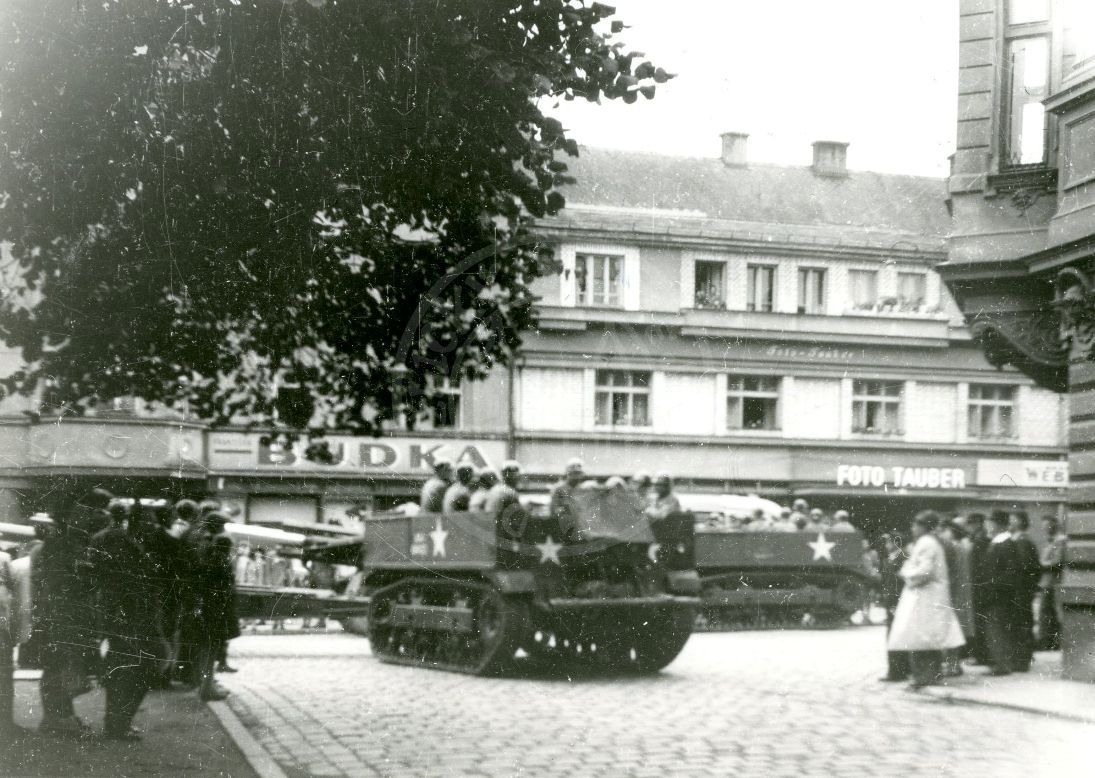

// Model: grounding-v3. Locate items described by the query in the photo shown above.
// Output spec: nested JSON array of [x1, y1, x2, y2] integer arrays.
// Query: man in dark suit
[[179, 507, 232, 700], [1008, 511, 1041, 672], [964, 513, 991, 665], [87, 500, 165, 740], [141, 502, 185, 689], [1038, 515, 1066, 650], [35, 488, 111, 737], [981, 512, 1019, 676]]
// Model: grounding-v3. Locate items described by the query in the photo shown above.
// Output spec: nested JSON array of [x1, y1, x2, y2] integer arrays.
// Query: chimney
[[812, 140, 849, 177], [720, 132, 749, 167]]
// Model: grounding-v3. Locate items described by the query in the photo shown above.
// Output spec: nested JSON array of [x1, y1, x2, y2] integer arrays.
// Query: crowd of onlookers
[[0, 491, 243, 741], [701, 499, 859, 533], [879, 508, 1065, 691]]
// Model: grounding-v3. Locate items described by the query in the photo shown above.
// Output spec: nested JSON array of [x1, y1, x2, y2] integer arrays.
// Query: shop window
[[693, 260, 726, 309], [968, 384, 1016, 439], [848, 270, 879, 310], [575, 252, 624, 307], [797, 267, 826, 314], [852, 380, 903, 435], [727, 376, 780, 431], [747, 264, 775, 312], [896, 272, 927, 311], [594, 370, 650, 427]]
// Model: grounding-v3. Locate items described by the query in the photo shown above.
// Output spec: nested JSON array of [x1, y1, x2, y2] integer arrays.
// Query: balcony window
[[727, 376, 780, 431], [848, 270, 879, 310], [746, 264, 775, 312], [797, 267, 826, 314], [968, 384, 1015, 439], [896, 272, 927, 311], [575, 253, 623, 307], [852, 380, 903, 435], [694, 260, 726, 309], [594, 370, 650, 427]]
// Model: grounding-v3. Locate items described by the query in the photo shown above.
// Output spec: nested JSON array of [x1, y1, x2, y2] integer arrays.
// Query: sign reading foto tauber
[[208, 432, 506, 475], [836, 464, 967, 489]]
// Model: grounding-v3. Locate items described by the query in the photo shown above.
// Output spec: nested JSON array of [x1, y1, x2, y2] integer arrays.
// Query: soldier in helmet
[[468, 469, 499, 511], [420, 458, 453, 512], [486, 460, 523, 514], [443, 463, 476, 512], [550, 458, 586, 539]]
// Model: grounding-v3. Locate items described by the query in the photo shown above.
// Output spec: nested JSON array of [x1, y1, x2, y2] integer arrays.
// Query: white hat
[[565, 457, 585, 473]]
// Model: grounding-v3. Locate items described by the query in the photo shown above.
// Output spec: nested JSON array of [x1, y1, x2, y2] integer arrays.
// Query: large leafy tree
[[0, 0, 669, 433]]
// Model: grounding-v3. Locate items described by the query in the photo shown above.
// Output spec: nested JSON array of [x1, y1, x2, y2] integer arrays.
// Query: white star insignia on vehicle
[[808, 532, 836, 561], [535, 535, 562, 565], [429, 519, 448, 558], [647, 543, 662, 564]]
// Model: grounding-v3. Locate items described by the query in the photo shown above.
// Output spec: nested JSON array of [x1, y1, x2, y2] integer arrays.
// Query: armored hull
[[695, 529, 873, 630], [359, 490, 699, 675]]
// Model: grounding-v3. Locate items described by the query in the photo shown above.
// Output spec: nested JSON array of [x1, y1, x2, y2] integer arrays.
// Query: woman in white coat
[[887, 511, 965, 689]]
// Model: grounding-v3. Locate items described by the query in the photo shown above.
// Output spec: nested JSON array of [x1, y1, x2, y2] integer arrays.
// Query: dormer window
[[693, 260, 726, 309], [575, 253, 623, 307]]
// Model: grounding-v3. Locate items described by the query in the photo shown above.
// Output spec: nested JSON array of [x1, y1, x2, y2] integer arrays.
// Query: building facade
[[514, 138, 1066, 538], [939, 0, 1095, 681], [1, 133, 1070, 540]]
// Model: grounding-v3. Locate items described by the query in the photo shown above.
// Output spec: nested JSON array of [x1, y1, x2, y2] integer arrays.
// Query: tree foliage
[[0, 0, 670, 433]]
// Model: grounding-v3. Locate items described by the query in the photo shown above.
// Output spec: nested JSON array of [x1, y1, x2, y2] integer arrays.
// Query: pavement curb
[[921, 686, 1095, 725], [207, 700, 289, 778]]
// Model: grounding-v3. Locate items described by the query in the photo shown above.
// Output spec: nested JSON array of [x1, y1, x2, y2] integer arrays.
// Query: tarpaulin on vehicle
[[564, 485, 655, 544]]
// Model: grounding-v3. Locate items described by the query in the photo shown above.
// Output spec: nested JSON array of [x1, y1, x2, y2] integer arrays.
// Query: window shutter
[[623, 250, 641, 311], [559, 249, 577, 307]]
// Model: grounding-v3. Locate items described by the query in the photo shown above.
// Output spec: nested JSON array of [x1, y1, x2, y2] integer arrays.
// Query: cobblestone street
[[221, 627, 1091, 778]]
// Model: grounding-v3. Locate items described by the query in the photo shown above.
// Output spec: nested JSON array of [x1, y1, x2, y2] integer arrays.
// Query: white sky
[[546, 0, 959, 177]]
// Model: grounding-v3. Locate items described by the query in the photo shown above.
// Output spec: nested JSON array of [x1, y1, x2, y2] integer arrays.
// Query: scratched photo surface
[[1, 1, 1092, 776]]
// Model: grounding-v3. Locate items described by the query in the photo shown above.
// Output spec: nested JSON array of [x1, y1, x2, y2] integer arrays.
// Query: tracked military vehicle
[[336, 486, 699, 675], [694, 528, 873, 629]]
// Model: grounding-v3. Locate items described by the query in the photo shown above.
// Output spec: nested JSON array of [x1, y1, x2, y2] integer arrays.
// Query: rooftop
[[552, 147, 950, 238]]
